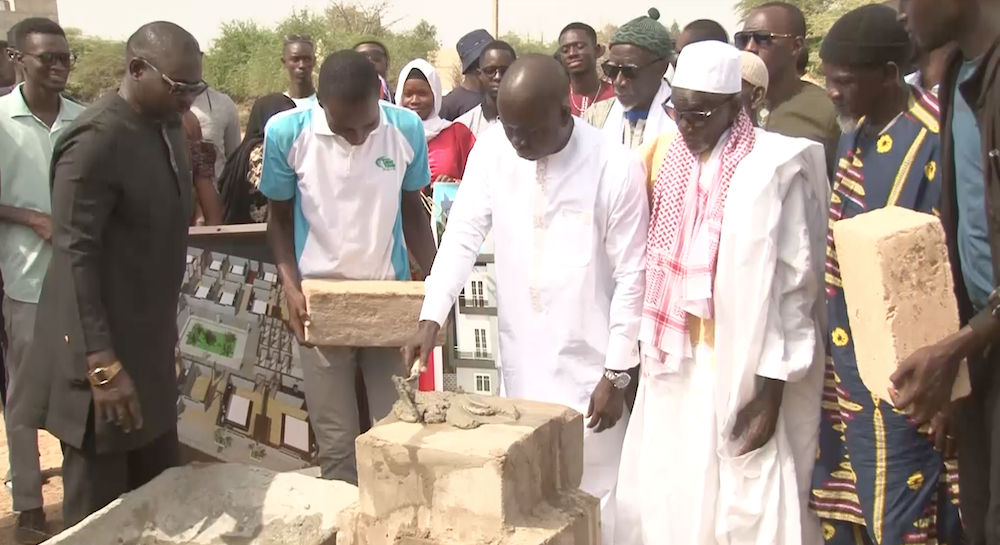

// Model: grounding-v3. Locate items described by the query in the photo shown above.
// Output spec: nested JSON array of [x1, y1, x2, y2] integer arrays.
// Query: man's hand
[[92, 367, 143, 433], [434, 175, 457, 185], [29, 211, 51, 242], [928, 409, 953, 453], [732, 378, 784, 455], [401, 321, 441, 377], [284, 287, 312, 346], [586, 376, 625, 433], [890, 341, 962, 424]]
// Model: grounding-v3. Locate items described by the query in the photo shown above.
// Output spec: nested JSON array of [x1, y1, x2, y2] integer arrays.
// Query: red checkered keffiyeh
[[640, 110, 756, 371]]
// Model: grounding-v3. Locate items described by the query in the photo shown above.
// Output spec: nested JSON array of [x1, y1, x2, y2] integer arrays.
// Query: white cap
[[672, 41, 743, 95], [740, 51, 769, 93]]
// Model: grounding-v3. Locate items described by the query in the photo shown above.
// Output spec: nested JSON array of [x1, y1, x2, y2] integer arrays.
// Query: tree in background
[[734, 0, 881, 76], [204, 2, 438, 102], [669, 20, 681, 41], [64, 28, 126, 103], [62, 1, 437, 104]]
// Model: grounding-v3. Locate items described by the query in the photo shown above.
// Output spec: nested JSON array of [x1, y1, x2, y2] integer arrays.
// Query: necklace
[[571, 80, 605, 115]]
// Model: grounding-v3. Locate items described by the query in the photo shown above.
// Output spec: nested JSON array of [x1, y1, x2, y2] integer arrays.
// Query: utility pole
[[492, 0, 499, 38]]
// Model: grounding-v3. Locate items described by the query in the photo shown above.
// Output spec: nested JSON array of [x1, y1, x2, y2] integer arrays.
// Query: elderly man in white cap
[[614, 40, 829, 545], [740, 50, 769, 126]]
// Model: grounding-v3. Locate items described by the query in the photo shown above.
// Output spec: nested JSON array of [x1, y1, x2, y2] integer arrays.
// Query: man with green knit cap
[[583, 8, 677, 149]]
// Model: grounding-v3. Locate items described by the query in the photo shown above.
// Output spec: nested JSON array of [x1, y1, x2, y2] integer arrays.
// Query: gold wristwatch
[[87, 361, 122, 387]]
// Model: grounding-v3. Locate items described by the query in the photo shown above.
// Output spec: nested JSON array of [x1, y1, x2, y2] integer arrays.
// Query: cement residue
[[391, 375, 520, 429]]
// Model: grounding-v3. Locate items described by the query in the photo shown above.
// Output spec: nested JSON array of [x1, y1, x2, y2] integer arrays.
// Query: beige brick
[[302, 280, 445, 347], [832, 206, 971, 406], [353, 397, 585, 541]]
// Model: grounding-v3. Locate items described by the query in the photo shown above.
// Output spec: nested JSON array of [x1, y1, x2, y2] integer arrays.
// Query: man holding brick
[[260, 50, 437, 485], [808, 6, 963, 544], [615, 41, 829, 544], [895, 0, 1000, 542]]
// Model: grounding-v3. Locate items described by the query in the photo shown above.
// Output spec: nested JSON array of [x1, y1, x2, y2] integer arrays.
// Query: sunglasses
[[284, 34, 312, 44], [142, 60, 208, 96], [734, 31, 797, 49], [663, 101, 730, 126], [18, 50, 77, 67], [601, 58, 663, 80], [481, 65, 508, 79]]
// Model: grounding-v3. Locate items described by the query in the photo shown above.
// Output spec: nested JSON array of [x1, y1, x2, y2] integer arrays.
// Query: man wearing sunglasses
[[19, 21, 204, 528], [0, 16, 82, 544], [616, 40, 829, 544], [456, 40, 516, 137], [583, 8, 676, 150], [739, 2, 840, 178]]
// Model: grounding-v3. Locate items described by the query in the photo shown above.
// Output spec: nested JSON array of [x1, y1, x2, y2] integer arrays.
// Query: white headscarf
[[395, 59, 452, 141]]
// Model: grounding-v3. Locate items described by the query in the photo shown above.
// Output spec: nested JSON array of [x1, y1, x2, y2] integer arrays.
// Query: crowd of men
[[0, 0, 998, 544]]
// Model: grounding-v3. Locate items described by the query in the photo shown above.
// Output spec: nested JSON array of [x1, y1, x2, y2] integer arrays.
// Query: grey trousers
[[299, 347, 401, 485], [2, 295, 43, 512]]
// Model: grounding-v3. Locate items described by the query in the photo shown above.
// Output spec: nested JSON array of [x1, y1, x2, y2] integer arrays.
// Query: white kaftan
[[615, 130, 830, 545], [420, 119, 649, 544], [600, 80, 676, 147]]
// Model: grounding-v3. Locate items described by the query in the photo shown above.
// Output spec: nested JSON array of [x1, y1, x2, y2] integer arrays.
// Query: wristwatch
[[604, 369, 632, 390], [87, 361, 122, 387]]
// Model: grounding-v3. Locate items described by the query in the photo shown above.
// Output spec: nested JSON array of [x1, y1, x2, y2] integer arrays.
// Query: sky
[[56, 0, 744, 52]]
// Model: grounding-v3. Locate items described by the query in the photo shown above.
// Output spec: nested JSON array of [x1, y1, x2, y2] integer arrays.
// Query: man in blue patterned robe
[[809, 5, 963, 545]]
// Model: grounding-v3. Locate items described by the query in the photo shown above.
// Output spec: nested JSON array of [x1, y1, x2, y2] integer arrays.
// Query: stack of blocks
[[337, 396, 601, 545], [831, 206, 971, 404]]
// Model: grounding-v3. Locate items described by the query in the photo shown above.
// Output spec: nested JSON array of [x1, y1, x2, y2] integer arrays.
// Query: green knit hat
[[612, 8, 674, 60]]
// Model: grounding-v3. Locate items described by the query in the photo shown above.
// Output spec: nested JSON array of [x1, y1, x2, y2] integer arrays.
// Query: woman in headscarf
[[395, 59, 476, 192], [217, 93, 296, 224]]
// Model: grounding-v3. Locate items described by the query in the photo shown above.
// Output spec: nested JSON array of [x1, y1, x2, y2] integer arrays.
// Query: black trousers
[[61, 421, 180, 528], [956, 344, 1000, 545]]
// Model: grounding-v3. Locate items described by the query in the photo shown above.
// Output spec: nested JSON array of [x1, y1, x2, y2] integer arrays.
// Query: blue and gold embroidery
[[832, 327, 849, 347], [925, 160, 937, 181], [877, 134, 893, 153]]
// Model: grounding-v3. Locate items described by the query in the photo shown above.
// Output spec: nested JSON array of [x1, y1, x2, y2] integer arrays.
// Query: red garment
[[427, 123, 476, 183], [569, 79, 616, 117]]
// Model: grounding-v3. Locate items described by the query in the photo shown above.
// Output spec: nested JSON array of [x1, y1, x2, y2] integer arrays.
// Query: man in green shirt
[[0, 17, 83, 544], [738, 2, 841, 177]]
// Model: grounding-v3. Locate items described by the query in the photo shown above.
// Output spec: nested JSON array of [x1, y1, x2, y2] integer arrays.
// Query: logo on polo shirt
[[375, 156, 396, 171]]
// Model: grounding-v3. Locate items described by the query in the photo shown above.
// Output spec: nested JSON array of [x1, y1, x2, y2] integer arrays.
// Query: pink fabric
[[642, 110, 756, 368], [427, 123, 476, 183]]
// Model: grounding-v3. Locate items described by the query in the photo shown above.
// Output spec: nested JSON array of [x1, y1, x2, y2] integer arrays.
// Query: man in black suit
[[16, 21, 205, 527]]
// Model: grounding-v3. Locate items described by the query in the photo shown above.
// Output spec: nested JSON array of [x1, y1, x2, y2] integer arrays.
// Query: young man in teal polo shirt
[[260, 50, 436, 485]]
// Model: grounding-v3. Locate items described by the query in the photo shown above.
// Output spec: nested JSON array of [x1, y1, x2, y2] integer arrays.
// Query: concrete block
[[46, 463, 359, 545], [302, 279, 445, 347], [832, 206, 971, 405], [339, 488, 600, 545], [354, 397, 585, 542]]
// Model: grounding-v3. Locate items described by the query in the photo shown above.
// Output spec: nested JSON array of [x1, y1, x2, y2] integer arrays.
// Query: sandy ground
[[0, 417, 65, 543]]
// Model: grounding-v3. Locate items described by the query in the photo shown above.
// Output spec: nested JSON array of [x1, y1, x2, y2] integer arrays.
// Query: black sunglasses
[[734, 31, 797, 49], [18, 50, 77, 67], [142, 60, 208, 96], [663, 101, 730, 126], [481, 65, 508, 79], [602, 58, 663, 80]]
